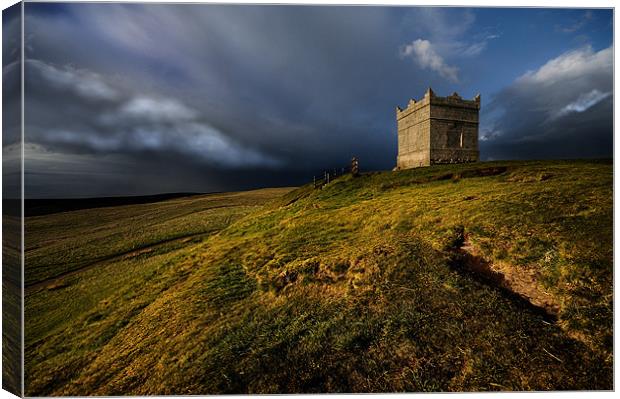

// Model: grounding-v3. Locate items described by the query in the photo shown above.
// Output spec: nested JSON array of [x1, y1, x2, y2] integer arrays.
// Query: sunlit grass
[[25, 160, 612, 394]]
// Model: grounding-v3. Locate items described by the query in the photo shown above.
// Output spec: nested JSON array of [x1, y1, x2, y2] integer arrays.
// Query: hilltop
[[25, 160, 613, 394]]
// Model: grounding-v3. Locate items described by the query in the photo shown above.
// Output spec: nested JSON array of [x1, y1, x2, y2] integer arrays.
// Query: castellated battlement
[[395, 88, 480, 169], [396, 88, 480, 119]]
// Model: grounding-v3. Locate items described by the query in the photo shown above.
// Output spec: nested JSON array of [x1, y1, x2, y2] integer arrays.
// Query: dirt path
[[26, 231, 213, 294], [449, 237, 559, 321]]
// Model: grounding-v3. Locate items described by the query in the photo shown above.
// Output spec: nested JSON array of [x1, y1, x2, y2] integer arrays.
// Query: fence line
[[313, 157, 359, 189]]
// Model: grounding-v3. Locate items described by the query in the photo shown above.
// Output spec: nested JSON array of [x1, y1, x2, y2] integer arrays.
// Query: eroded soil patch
[[449, 237, 559, 322]]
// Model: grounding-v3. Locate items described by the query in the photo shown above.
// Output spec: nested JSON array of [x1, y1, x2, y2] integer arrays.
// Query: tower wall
[[396, 98, 431, 168], [395, 89, 480, 169]]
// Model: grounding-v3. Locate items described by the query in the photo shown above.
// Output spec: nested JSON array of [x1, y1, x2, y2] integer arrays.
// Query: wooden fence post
[[351, 157, 359, 177]]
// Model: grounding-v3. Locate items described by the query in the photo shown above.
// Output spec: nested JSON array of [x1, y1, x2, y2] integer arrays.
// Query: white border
[[0, 1, 616, 399]]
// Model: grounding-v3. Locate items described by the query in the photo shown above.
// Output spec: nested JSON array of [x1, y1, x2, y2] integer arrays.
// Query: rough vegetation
[[24, 160, 612, 394]]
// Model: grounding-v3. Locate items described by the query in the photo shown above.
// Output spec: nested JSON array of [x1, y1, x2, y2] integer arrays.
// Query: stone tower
[[395, 88, 480, 169]]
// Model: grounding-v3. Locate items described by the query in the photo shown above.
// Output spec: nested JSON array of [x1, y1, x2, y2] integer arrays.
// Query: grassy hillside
[[24, 160, 612, 394], [25, 190, 290, 286]]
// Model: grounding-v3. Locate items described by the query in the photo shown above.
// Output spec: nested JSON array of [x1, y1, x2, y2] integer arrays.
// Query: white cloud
[[400, 8, 498, 64], [556, 10, 593, 33], [458, 34, 500, 57], [43, 121, 282, 169], [516, 45, 612, 87], [120, 96, 199, 122], [181, 123, 282, 168], [27, 58, 283, 169], [29, 59, 120, 101], [400, 39, 459, 83], [398, 10, 499, 82], [554, 89, 612, 119], [509, 45, 613, 122], [460, 41, 487, 57], [479, 128, 502, 142]]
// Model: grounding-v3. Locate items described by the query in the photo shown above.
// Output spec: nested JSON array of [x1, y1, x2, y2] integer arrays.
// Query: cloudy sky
[[4, 3, 614, 197]]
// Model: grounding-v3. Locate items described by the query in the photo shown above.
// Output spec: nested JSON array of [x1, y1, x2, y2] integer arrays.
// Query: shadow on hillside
[[447, 239, 558, 324]]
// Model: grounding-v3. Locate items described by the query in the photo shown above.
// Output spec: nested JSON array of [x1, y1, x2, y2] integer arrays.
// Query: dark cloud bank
[[19, 4, 613, 198]]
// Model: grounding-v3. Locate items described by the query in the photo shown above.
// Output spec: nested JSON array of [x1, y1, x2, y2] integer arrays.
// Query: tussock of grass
[[25, 161, 612, 394]]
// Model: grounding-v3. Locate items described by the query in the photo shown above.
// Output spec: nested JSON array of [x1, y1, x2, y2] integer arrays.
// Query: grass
[[24, 189, 290, 286], [2, 214, 22, 395], [24, 160, 612, 394]]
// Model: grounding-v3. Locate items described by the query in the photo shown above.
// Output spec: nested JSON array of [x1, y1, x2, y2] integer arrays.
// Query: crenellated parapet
[[396, 87, 480, 121]]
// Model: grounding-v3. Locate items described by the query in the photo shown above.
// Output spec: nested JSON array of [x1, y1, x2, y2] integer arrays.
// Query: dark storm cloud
[[24, 4, 431, 197], [3, 3, 21, 146], [21, 5, 614, 197], [480, 45, 613, 160], [3, 3, 22, 199], [26, 59, 282, 168]]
